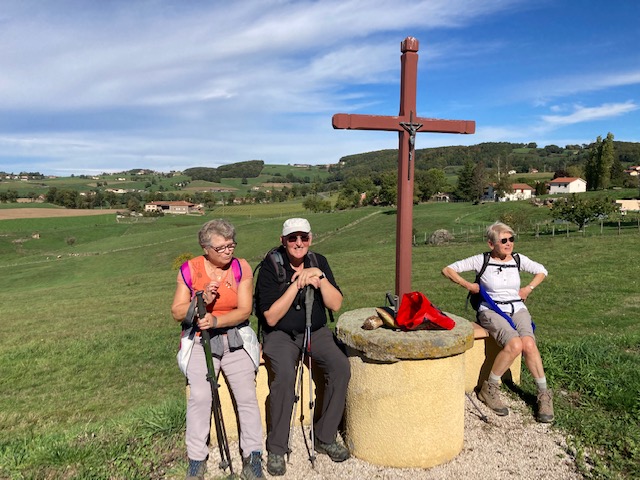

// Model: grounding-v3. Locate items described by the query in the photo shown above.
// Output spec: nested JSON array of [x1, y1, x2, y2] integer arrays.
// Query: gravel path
[[201, 394, 582, 480]]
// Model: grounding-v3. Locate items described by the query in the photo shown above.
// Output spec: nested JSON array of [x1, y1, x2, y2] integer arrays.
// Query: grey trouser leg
[[186, 335, 263, 460]]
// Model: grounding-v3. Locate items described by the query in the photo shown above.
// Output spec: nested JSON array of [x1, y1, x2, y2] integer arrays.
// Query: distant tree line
[[184, 160, 264, 183], [329, 134, 639, 208]]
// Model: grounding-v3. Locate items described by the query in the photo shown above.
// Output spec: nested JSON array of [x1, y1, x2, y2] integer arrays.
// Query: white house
[[485, 183, 534, 202], [144, 200, 203, 215], [548, 177, 587, 195]]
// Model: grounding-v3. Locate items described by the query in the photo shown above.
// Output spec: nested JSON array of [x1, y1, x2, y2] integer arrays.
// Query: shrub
[[172, 253, 194, 271]]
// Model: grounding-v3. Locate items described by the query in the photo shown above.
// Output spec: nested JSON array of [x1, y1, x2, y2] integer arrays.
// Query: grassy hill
[[0, 201, 639, 478]]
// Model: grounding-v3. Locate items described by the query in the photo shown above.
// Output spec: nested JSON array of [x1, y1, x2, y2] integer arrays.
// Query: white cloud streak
[[541, 102, 639, 126]]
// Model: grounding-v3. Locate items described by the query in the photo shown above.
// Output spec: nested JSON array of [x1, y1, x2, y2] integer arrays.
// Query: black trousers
[[262, 327, 350, 455]]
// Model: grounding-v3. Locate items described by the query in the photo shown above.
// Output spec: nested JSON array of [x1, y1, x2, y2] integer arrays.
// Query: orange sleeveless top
[[188, 256, 252, 317]]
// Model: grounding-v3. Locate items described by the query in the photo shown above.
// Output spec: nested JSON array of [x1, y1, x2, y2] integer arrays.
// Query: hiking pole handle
[[305, 286, 314, 329], [196, 290, 207, 320]]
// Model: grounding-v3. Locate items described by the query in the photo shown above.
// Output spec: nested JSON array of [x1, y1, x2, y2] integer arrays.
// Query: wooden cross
[[332, 37, 475, 301]]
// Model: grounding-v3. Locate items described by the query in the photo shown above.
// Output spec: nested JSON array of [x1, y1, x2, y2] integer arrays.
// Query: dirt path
[[0, 208, 122, 220]]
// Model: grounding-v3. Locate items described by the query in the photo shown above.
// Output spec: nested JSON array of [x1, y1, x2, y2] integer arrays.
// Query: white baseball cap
[[282, 218, 311, 236]]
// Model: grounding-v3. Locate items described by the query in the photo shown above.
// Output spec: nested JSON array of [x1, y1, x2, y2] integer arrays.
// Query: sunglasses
[[499, 236, 515, 244], [286, 234, 310, 243], [209, 242, 237, 253]]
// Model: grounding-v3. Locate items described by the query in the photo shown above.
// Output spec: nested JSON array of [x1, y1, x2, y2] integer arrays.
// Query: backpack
[[467, 252, 520, 311], [253, 247, 334, 337]]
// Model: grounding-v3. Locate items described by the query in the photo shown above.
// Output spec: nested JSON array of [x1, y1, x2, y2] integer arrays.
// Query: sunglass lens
[[287, 235, 309, 243]]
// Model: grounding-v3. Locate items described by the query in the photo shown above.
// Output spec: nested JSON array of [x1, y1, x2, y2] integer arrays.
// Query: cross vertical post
[[332, 37, 475, 301]]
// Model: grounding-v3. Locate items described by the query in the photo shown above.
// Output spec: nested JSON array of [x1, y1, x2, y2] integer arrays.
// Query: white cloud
[[541, 101, 639, 126]]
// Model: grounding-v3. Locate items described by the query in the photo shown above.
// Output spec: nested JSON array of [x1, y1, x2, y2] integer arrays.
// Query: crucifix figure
[[332, 37, 475, 301]]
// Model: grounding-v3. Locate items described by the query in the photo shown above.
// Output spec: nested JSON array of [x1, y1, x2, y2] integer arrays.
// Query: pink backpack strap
[[179, 261, 193, 296], [231, 257, 242, 284]]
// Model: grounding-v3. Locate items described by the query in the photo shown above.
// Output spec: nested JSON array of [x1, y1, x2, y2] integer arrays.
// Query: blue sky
[[1, 0, 639, 176]]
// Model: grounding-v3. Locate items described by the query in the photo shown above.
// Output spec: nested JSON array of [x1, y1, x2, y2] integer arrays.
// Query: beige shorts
[[477, 308, 535, 348]]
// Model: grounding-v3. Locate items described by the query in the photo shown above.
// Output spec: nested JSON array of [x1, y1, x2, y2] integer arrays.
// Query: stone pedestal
[[336, 308, 473, 469]]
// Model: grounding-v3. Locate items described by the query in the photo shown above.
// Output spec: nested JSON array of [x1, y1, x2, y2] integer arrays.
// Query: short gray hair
[[198, 219, 236, 247], [486, 221, 514, 243]]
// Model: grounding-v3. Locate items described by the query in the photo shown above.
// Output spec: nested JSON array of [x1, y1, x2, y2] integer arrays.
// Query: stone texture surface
[[336, 307, 473, 362]]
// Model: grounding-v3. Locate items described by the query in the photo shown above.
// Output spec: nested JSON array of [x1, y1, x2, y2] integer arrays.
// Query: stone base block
[[344, 349, 466, 468]]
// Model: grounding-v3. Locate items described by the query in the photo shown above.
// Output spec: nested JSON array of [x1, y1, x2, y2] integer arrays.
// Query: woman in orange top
[[171, 219, 263, 480]]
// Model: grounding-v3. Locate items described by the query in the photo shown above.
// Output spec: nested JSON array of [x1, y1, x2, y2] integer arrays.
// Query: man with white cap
[[255, 218, 350, 476]]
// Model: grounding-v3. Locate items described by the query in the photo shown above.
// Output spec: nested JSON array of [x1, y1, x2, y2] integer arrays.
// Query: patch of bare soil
[[0, 208, 122, 220]]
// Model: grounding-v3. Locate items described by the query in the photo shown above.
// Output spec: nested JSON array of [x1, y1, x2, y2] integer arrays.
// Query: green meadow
[[0, 201, 639, 479]]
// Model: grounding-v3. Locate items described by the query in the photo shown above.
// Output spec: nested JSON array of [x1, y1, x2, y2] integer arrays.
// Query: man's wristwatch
[[318, 272, 326, 280]]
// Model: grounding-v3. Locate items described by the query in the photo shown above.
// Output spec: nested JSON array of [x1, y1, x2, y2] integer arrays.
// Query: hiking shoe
[[314, 438, 350, 462], [537, 390, 555, 423], [266, 452, 286, 476], [241, 451, 263, 479], [477, 380, 509, 416], [185, 459, 206, 480]]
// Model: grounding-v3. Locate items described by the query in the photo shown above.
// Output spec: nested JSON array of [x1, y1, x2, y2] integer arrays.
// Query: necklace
[[212, 265, 233, 288]]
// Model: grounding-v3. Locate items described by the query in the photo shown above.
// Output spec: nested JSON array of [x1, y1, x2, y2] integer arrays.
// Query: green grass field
[[0, 201, 639, 479]]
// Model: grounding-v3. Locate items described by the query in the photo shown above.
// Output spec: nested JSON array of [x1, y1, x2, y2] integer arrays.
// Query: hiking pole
[[287, 305, 307, 463], [465, 392, 489, 423], [195, 291, 234, 477], [304, 286, 317, 467]]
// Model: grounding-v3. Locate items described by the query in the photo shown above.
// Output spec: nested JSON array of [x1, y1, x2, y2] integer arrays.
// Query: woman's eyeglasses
[[500, 236, 515, 244], [209, 242, 237, 253], [286, 234, 310, 243]]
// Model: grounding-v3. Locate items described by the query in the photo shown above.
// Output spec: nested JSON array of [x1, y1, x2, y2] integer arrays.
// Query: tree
[[302, 195, 332, 213], [415, 168, 448, 201], [455, 160, 475, 201], [598, 132, 615, 189], [470, 161, 487, 202], [551, 194, 618, 231], [375, 171, 397, 206], [335, 177, 376, 209], [493, 174, 514, 201], [609, 155, 625, 187], [584, 138, 599, 190], [585, 133, 615, 190]]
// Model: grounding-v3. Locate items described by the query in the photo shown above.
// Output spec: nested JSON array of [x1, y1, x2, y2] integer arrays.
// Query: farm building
[[548, 177, 587, 194], [144, 201, 203, 215]]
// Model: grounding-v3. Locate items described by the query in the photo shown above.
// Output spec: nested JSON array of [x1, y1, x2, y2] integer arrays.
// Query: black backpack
[[467, 252, 521, 311], [253, 247, 334, 337]]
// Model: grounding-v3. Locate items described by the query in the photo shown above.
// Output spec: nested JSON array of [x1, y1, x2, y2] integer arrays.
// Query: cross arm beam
[[333, 113, 475, 134]]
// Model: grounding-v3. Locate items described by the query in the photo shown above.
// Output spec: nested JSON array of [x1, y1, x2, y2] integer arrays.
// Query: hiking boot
[[241, 451, 263, 479], [477, 380, 509, 416], [314, 438, 350, 462], [185, 459, 206, 480], [537, 390, 555, 423], [266, 452, 286, 476]]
